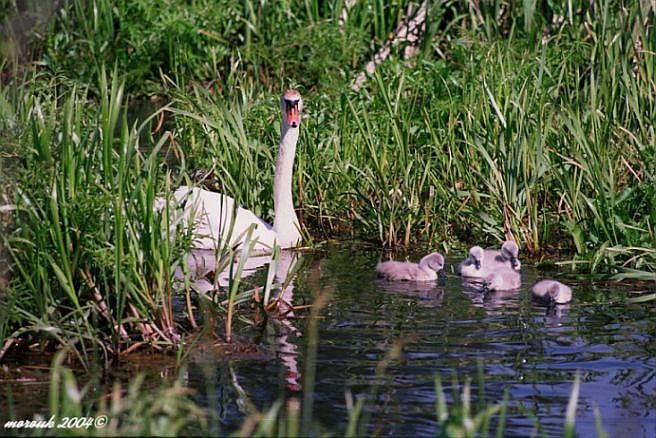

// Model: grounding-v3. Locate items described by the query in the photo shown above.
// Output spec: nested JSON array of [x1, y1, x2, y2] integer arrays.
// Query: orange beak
[[286, 102, 300, 128]]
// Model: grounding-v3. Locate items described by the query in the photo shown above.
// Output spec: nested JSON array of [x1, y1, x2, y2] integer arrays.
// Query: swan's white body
[[532, 279, 572, 305], [376, 252, 445, 282], [162, 186, 279, 251], [158, 90, 303, 252]]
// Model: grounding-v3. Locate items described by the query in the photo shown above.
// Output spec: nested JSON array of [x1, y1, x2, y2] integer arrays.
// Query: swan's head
[[420, 252, 445, 273], [501, 240, 521, 270], [469, 246, 484, 269], [281, 89, 303, 129]]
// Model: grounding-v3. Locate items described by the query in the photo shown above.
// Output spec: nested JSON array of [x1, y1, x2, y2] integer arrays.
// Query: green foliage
[[0, 0, 15, 22], [2, 70, 191, 363], [31, 346, 606, 437], [251, 18, 366, 94], [0, 3, 652, 433], [434, 374, 507, 437], [155, 0, 656, 272], [44, 350, 210, 436], [42, 0, 243, 93], [40, 0, 369, 95]]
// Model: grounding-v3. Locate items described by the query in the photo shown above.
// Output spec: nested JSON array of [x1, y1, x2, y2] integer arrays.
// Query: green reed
[[160, 0, 655, 275], [545, 1, 656, 272], [3, 0, 656, 358], [0, 0, 651, 433], [4, 71, 184, 362], [3, 64, 311, 361], [40, 350, 210, 436]]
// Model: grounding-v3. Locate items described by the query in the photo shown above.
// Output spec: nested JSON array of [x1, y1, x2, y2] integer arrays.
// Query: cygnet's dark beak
[[474, 260, 481, 270], [534, 287, 558, 307], [511, 257, 520, 269], [544, 294, 557, 312]]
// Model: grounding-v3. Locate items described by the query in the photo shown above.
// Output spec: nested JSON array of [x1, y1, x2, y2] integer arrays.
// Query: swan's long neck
[[272, 123, 301, 247]]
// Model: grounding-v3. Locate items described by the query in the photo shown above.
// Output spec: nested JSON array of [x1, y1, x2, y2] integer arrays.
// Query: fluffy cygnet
[[483, 240, 521, 271], [532, 279, 572, 305], [458, 241, 522, 279], [376, 252, 445, 282], [457, 246, 485, 278], [482, 268, 522, 291]]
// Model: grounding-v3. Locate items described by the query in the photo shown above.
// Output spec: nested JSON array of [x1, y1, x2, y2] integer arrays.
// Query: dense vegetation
[[1, 0, 654, 357], [0, 1, 651, 435]]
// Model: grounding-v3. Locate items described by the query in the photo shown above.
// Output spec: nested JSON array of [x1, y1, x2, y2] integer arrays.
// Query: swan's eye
[[284, 99, 299, 110]]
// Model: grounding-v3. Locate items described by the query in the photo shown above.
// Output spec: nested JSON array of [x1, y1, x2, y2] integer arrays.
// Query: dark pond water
[[186, 244, 656, 437], [1, 244, 654, 436]]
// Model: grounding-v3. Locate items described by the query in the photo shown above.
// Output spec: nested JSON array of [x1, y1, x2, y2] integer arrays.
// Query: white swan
[[532, 279, 572, 305], [376, 252, 445, 282], [159, 89, 303, 252]]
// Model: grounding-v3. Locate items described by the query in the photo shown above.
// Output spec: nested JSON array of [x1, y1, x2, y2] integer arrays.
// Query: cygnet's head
[[501, 240, 521, 270], [547, 282, 572, 304], [469, 246, 484, 269], [280, 89, 303, 129], [420, 252, 445, 273]]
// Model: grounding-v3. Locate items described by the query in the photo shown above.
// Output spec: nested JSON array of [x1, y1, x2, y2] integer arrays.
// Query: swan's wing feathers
[[161, 187, 276, 251]]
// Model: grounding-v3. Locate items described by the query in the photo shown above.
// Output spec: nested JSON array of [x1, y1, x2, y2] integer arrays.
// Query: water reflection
[[184, 247, 305, 430], [375, 278, 445, 308], [177, 249, 274, 292], [0, 245, 644, 435], [321, 249, 654, 437], [268, 250, 302, 392], [543, 303, 571, 327], [182, 245, 655, 436]]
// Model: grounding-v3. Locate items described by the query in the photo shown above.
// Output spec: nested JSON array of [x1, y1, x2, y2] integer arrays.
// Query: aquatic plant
[[0, 69, 288, 364], [14, 357, 600, 437], [1, 2, 652, 433], [2, 286, 607, 437], [39, 0, 369, 95], [44, 350, 210, 436], [1, 70, 185, 364]]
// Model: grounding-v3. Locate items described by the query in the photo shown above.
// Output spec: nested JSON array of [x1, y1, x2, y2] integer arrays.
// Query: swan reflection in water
[[375, 278, 445, 308], [460, 276, 572, 327], [268, 250, 303, 392], [177, 247, 304, 393]]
